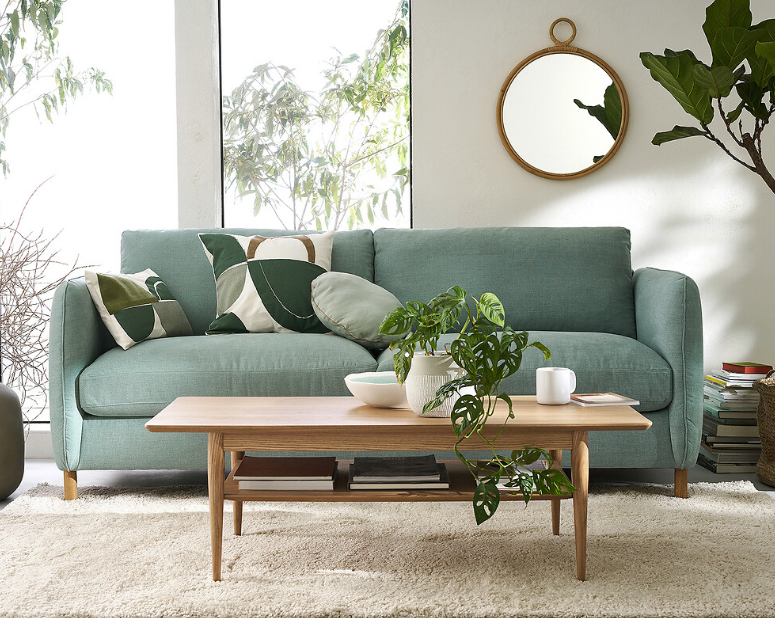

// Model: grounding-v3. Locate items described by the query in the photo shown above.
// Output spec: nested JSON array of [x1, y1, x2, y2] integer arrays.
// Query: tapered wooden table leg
[[208, 433, 225, 581], [231, 451, 245, 536], [549, 449, 562, 535], [571, 432, 589, 581]]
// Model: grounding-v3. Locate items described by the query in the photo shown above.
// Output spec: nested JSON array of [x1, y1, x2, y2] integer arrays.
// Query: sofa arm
[[49, 277, 113, 471], [633, 267, 704, 468]]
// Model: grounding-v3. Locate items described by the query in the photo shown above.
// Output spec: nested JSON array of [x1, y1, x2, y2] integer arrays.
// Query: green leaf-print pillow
[[84, 269, 193, 350], [198, 232, 334, 335]]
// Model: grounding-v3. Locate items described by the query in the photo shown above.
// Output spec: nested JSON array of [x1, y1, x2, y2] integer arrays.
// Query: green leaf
[[10, 10, 19, 36], [478, 292, 505, 327], [703, 0, 752, 46], [756, 41, 775, 73], [726, 101, 746, 122], [497, 392, 514, 419], [639, 50, 714, 124], [749, 23, 775, 86], [450, 394, 484, 437], [473, 481, 500, 525], [710, 27, 764, 70], [425, 377, 472, 414], [378, 306, 412, 336], [691, 64, 735, 97], [526, 340, 551, 361], [603, 82, 623, 137], [651, 125, 708, 145], [737, 81, 769, 118], [573, 83, 622, 140]]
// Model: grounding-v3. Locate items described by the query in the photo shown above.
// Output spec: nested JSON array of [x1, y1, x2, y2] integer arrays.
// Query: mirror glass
[[501, 54, 622, 175]]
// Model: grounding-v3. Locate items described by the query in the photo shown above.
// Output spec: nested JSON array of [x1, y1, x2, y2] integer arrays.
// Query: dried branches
[[0, 178, 84, 432]]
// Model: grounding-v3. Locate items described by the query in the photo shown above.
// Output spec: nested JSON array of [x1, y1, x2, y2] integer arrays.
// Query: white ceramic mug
[[536, 367, 577, 405]]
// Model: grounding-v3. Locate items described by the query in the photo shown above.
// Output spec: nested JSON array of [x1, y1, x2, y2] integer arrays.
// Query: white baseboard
[[25, 425, 54, 459]]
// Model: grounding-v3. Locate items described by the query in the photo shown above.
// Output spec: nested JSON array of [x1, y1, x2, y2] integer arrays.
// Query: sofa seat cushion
[[376, 331, 672, 412], [79, 334, 378, 418]]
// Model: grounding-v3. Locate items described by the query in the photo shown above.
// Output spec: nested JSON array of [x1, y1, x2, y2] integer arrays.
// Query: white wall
[[411, 0, 775, 372]]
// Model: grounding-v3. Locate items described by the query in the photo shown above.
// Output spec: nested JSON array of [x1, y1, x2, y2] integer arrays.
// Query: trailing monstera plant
[[379, 286, 470, 384], [381, 288, 575, 524], [640, 0, 775, 194]]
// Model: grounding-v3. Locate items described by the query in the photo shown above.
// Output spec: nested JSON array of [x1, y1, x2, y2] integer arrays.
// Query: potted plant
[[382, 287, 575, 523], [379, 286, 471, 416], [640, 0, 775, 194]]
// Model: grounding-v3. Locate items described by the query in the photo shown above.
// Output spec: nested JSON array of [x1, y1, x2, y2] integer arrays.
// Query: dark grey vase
[[0, 383, 24, 500]]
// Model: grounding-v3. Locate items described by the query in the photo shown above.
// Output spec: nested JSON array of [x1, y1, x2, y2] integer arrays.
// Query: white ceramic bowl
[[344, 371, 409, 409]]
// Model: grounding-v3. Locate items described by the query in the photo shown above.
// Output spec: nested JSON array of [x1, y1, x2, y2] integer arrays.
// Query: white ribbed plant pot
[[404, 353, 464, 417]]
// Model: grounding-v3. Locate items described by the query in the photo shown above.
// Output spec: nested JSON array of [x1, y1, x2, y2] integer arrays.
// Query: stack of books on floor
[[700, 362, 771, 473], [348, 454, 450, 490], [232, 456, 338, 490]]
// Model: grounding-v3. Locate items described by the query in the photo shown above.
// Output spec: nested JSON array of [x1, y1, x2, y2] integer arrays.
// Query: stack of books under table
[[232, 456, 338, 490], [700, 362, 771, 473], [348, 454, 450, 490]]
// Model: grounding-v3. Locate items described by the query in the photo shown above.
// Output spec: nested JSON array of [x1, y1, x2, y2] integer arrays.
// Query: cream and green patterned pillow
[[84, 269, 193, 350], [198, 232, 334, 334]]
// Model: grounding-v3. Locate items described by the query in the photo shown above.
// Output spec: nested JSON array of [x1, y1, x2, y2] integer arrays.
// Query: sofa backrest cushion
[[373, 227, 637, 338], [121, 229, 375, 335]]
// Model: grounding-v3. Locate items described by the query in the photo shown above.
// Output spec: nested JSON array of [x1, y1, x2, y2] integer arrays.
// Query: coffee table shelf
[[224, 459, 573, 502]]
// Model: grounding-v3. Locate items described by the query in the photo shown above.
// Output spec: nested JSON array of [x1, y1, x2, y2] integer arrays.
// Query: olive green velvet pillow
[[84, 269, 193, 350], [310, 272, 403, 350]]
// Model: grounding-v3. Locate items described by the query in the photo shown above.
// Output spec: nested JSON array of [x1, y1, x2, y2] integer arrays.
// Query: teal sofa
[[50, 227, 703, 498]]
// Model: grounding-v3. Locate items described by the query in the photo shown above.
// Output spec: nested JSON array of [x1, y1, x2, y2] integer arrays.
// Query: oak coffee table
[[145, 396, 651, 581]]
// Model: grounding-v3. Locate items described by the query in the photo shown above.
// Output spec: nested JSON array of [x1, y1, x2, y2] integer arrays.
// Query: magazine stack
[[699, 362, 771, 473]]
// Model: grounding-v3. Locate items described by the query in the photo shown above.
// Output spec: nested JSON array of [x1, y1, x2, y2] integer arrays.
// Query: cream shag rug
[[1, 481, 774, 618]]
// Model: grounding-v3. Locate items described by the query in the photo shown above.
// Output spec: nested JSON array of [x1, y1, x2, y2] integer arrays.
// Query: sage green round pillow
[[310, 272, 403, 350]]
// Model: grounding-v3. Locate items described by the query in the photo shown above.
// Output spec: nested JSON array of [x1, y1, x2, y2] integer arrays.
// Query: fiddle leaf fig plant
[[574, 82, 623, 163], [640, 0, 775, 194]]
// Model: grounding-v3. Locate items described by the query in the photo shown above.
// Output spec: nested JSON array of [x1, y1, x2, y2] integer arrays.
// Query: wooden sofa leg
[[64, 471, 78, 500], [674, 468, 688, 498]]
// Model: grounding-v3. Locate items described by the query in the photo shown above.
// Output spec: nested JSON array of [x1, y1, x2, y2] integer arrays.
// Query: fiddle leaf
[[573, 82, 623, 140], [639, 50, 714, 124], [651, 125, 708, 146], [748, 21, 775, 87], [726, 101, 746, 123], [737, 81, 769, 119], [691, 64, 735, 97], [756, 41, 775, 74], [703, 0, 752, 46], [709, 27, 765, 70]]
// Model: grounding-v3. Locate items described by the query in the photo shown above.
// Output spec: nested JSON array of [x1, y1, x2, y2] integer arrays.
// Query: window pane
[[1, 0, 177, 422], [221, 0, 410, 231]]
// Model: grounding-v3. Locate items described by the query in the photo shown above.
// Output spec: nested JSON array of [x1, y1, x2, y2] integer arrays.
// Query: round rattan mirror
[[497, 18, 629, 180]]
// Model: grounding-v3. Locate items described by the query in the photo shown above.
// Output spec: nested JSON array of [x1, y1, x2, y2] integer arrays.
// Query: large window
[[1, 0, 177, 422], [220, 0, 410, 230]]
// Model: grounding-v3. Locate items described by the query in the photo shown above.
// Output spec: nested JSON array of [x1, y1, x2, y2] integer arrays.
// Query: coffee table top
[[145, 396, 651, 434]]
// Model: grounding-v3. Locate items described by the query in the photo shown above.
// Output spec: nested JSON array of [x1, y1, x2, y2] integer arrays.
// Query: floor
[[2, 459, 774, 510]]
